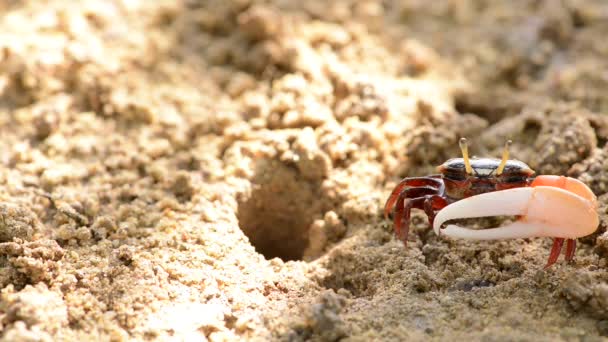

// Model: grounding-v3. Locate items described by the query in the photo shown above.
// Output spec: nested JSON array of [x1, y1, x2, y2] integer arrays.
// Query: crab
[[384, 138, 599, 268]]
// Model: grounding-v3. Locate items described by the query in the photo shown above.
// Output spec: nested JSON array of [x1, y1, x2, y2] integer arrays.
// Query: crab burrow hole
[[237, 158, 332, 261]]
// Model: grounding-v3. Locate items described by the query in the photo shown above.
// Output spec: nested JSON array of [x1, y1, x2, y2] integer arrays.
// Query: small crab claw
[[432, 179, 599, 241]]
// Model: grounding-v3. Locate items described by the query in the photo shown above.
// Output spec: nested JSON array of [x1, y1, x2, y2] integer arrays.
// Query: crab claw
[[432, 177, 599, 242]]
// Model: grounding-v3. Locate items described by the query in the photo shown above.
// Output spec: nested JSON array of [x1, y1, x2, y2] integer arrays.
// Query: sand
[[1, 0, 608, 341]]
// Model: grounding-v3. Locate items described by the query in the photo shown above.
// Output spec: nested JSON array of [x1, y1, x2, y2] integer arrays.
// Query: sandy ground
[[1, 0, 608, 341]]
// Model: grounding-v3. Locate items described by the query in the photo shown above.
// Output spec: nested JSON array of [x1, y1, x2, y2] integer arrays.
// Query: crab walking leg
[[387, 186, 438, 219], [432, 185, 599, 240], [545, 238, 577, 269], [565, 239, 577, 261], [393, 196, 425, 246], [423, 195, 448, 226], [392, 193, 447, 246], [384, 176, 443, 219], [545, 238, 565, 269], [386, 185, 440, 242]]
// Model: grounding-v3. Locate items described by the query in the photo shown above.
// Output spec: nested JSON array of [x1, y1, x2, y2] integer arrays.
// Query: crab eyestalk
[[459, 137, 473, 175], [495, 140, 512, 176]]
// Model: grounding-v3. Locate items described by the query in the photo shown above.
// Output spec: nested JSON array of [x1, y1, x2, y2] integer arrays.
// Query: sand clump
[[0, 203, 43, 242], [0, 0, 607, 341]]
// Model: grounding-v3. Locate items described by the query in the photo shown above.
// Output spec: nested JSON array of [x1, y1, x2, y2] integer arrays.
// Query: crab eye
[[444, 172, 467, 182], [501, 175, 527, 183]]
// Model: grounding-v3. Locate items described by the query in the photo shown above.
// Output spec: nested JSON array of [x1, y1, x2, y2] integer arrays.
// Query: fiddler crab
[[384, 138, 599, 268]]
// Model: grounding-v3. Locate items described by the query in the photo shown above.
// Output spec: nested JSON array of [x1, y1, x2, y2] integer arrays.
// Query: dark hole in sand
[[237, 159, 324, 261]]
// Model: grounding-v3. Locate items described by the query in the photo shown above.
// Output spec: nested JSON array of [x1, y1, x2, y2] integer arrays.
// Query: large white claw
[[433, 186, 599, 240]]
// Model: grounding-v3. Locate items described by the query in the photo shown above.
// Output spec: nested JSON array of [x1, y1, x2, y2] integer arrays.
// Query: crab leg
[[424, 195, 448, 226], [546, 238, 565, 269], [544, 238, 577, 268], [392, 192, 448, 246], [384, 176, 443, 219], [565, 239, 576, 261], [432, 176, 599, 266], [393, 197, 425, 246]]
